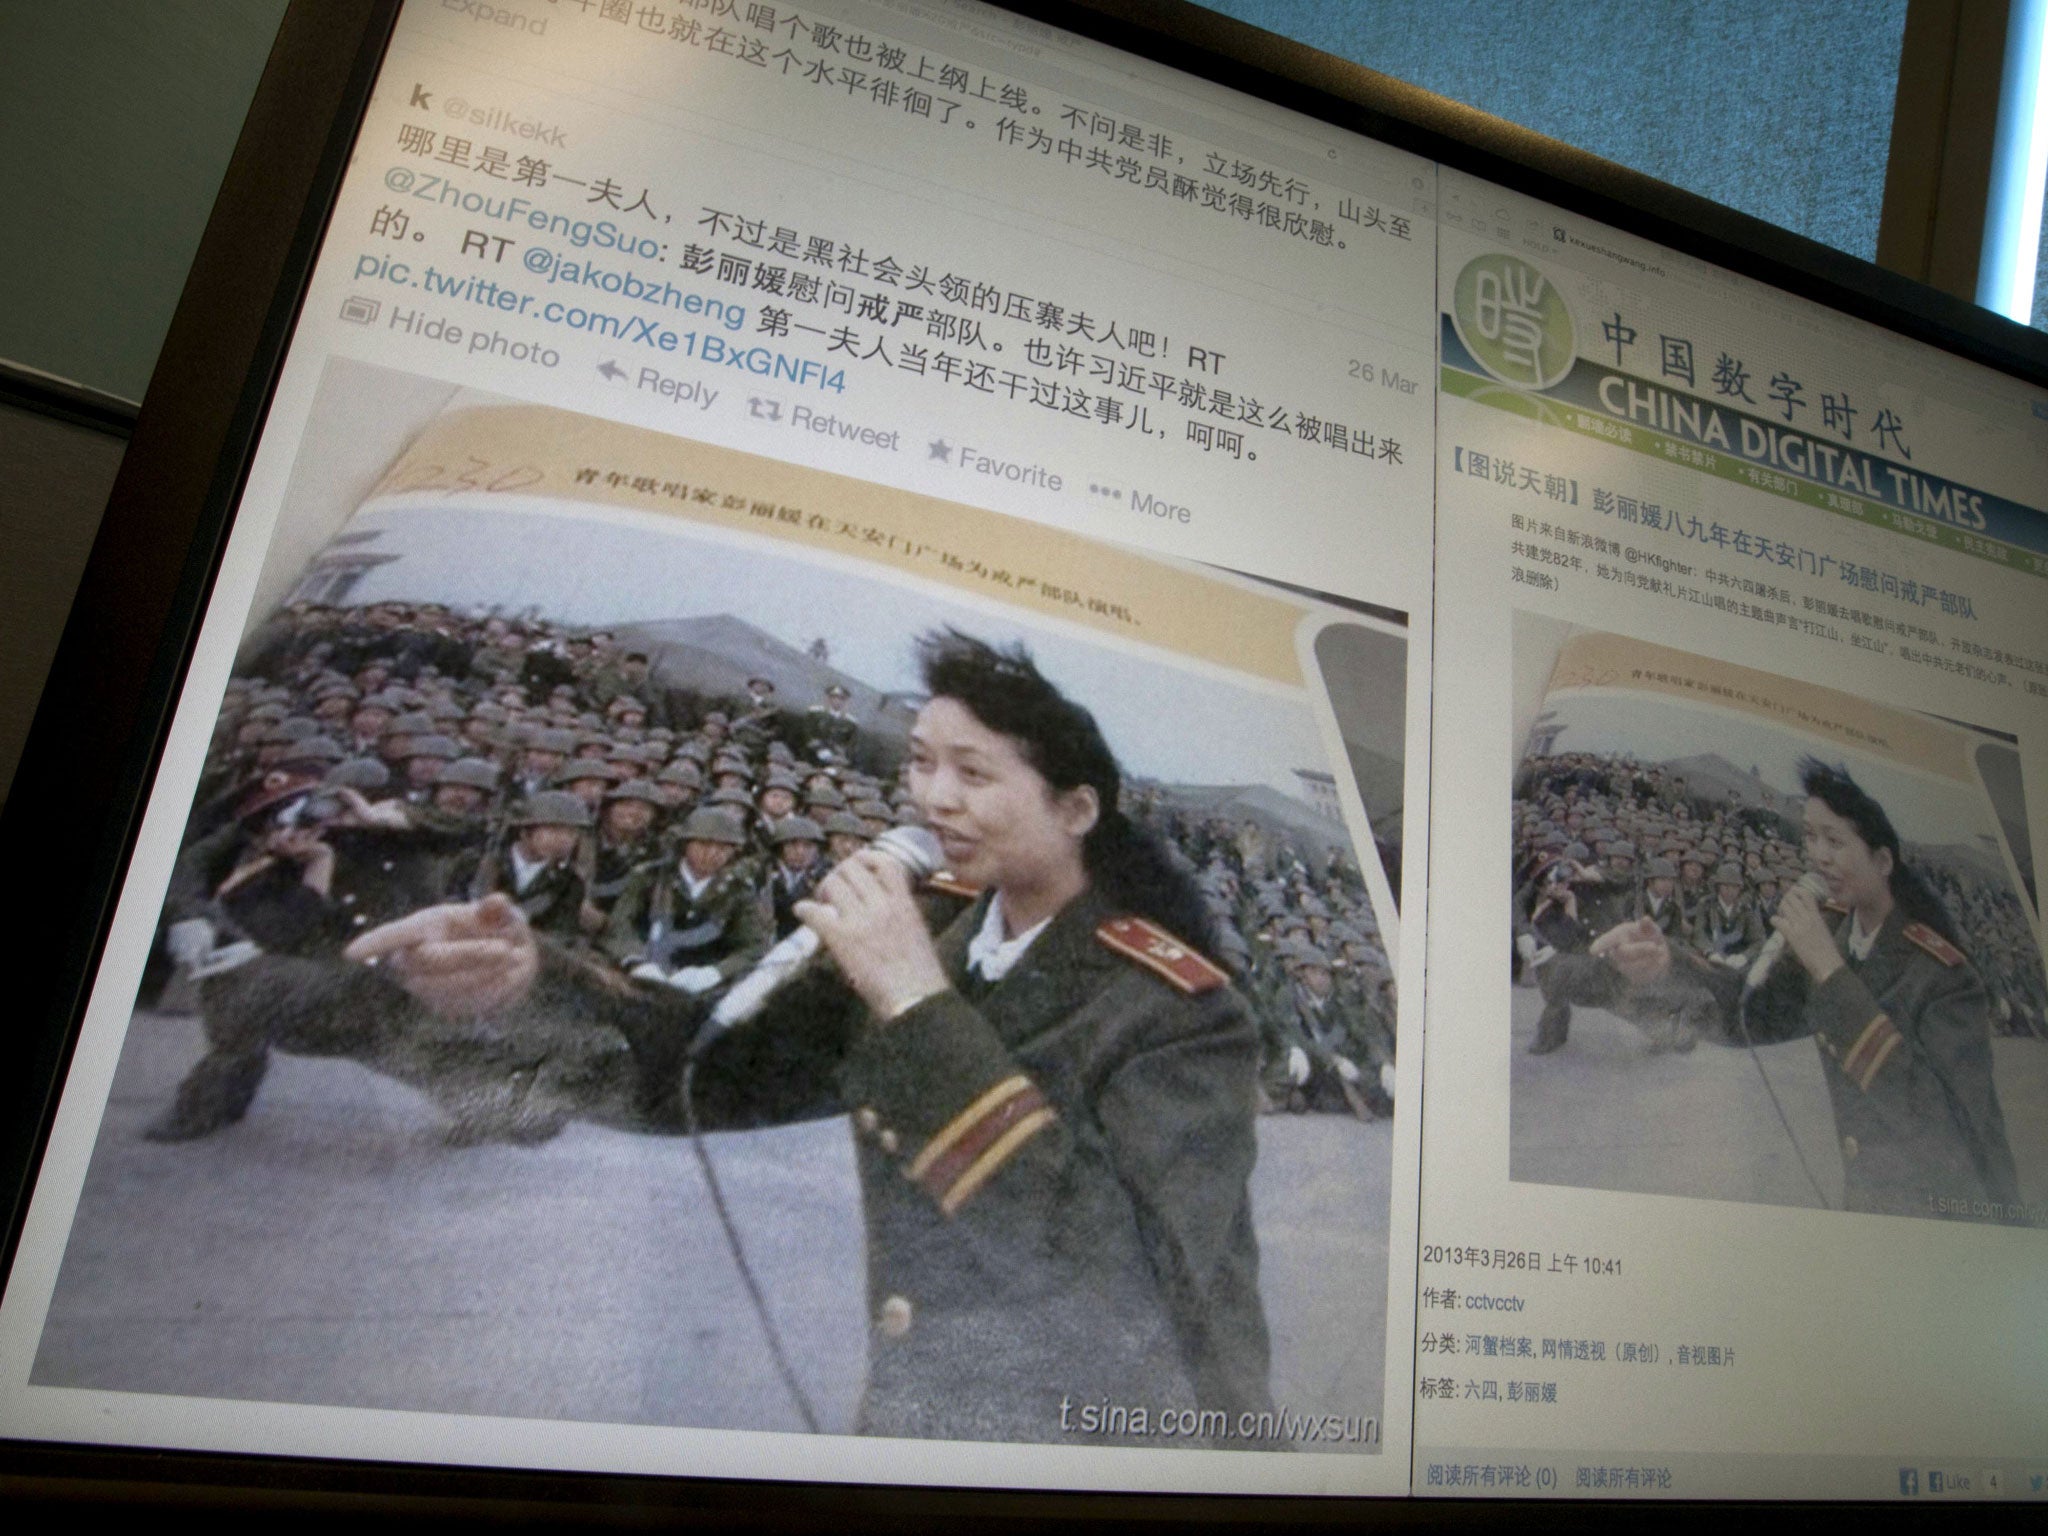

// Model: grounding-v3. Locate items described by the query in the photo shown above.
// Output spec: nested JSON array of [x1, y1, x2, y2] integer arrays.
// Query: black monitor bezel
[[2, 0, 2041, 1523]]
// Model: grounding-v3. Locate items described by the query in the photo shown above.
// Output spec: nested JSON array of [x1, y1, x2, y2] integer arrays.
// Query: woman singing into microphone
[[352, 629, 1275, 1442], [1719, 758, 2022, 1222], [1753, 761, 2023, 1228]]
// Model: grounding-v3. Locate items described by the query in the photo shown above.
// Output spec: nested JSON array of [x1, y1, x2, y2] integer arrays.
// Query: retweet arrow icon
[[598, 360, 626, 381]]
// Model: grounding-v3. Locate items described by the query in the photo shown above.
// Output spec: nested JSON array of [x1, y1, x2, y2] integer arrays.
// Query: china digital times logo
[[1449, 253, 1576, 392]]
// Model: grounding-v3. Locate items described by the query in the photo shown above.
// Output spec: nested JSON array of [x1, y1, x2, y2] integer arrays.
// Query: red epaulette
[[1095, 916, 1228, 995], [923, 870, 982, 900], [1903, 922, 1965, 968]]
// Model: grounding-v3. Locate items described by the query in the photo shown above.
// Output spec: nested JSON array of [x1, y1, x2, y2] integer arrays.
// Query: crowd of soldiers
[[1141, 802, 1398, 1119], [153, 599, 1398, 1127], [1926, 862, 2048, 1038], [1511, 748, 2047, 1041]]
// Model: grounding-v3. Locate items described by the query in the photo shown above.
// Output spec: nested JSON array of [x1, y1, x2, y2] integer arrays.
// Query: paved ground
[[32, 1011, 1392, 1446], [1509, 983, 2048, 1214]]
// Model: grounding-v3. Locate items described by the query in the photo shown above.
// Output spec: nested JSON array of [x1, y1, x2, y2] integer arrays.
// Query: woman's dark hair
[[1798, 756, 1962, 947], [917, 630, 1217, 950]]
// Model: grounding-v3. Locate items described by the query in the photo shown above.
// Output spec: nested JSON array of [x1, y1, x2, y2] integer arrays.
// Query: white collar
[[677, 864, 714, 900], [966, 893, 1052, 982], [1848, 912, 1882, 961], [509, 845, 551, 892]]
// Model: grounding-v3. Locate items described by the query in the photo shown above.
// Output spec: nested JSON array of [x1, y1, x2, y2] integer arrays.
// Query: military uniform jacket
[[1276, 983, 1370, 1066], [201, 824, 452, 954], [1639, 890, 1686, 940], [1578, 875, 1642, 939], [1692, 895, 1765, 960], [768, 861, 826, 940], [588, 836, 659, 911], [804, 706, 860, 763], [670, 886, 1275, 1444], [604, 857, 770, 980], [476, 850, 589, 943], [1750, 911, 2023, 1222]]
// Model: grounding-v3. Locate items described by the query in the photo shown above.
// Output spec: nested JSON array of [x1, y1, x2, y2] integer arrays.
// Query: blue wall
[[1203, 0, 1907, 261]]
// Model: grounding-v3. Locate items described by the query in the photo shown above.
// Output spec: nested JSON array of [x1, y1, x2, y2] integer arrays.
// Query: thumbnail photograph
[[1509, 616, 2048, 1228]]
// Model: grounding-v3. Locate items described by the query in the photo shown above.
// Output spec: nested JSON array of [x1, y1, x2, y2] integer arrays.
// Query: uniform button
[[1841, 1135, 1858, 1161], [381, 860, 394, 871], [340, 892, 357, 905], [877, 1295, 913, 1338], [853, 1106, 881, 1135], [352, 914, 368, 926], [877, 1128, 900, 1155]]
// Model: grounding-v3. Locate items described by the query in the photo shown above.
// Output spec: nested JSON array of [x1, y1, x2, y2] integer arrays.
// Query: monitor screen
[[0, 0, 2039, 1508]]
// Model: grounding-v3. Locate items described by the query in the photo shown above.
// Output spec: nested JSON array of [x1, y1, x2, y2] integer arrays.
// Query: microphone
[[1743, 870, 1829, 993], [703, 824, 945, 1033]]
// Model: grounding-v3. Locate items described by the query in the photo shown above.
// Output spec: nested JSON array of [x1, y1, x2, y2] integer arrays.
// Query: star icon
[[928, 438, 952, 462]]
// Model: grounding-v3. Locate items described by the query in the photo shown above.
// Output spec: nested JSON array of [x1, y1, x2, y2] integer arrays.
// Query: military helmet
[[677, 807, 748, 845], [606, 777, 666, 806], [1284, 938, 1333, 970], [1714, 861, 1746, 886], [510, 790, 593, 829], [530, 726, 579, 755], [437, 757, 501, 791], [277, 736, 345, 766], [770, 815, 825, 846], [395, 732, 462, 761], [325, 757, 391, 790], [821, 811, 869, 840]]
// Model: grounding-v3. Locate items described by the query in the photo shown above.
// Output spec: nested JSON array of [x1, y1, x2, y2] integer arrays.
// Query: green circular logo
[[1451, 254, 1574, 390]]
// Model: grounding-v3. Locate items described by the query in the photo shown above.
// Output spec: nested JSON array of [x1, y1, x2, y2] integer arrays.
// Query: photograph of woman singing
[[348, 629, 1278, 1444], [1593, 757, 2025, 1224]]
